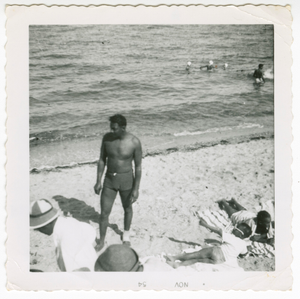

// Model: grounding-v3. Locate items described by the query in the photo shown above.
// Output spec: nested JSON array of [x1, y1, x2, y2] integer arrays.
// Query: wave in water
[[174, 123, 264, 137], [30, 132, 273, 174]]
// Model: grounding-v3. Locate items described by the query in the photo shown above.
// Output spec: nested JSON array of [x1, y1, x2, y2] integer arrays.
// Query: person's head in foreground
[[109, 114, 127, 138], [232, 223, 252, 239], [94, 244, 143, 272], [256, 210, 271, 234], [258, 64, 264, 70], [30, 199, 59, 235]]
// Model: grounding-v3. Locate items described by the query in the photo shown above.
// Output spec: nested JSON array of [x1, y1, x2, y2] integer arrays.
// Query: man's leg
[[120, 189, 133, 243], [217, 199, 238, 218], [167, 247, 215, 263], [228, 198, 247, 212], [167, 258, 200, 269], [98, 187, 117, 251]]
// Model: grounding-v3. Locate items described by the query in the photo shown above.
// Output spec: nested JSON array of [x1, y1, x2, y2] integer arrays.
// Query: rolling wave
[[174, 123, 264, 137]]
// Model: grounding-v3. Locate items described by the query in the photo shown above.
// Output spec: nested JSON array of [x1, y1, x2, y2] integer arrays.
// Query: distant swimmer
[[223, 63, 228, 70], [185, 61, 192, 71], [200, 60, 216, 71], [253, 64, 265, 83]]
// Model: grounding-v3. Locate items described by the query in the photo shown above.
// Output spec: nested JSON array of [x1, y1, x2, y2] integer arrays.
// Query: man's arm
[[94, 135, 107, 195], [131, 137, 142, 203], [250, 233, 274, 246], [199, 218, 222, 236], [250, 234, 268, 243]]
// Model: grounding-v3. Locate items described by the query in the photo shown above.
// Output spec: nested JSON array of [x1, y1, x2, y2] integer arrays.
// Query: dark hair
[[257, 210, 271, 221], [259, 64, 264, 68], [109, 114, 127, 127], [238, 223, 252, 238]]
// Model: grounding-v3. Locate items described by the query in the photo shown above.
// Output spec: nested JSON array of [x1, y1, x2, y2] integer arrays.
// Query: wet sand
[[30, 138, 275, 272]]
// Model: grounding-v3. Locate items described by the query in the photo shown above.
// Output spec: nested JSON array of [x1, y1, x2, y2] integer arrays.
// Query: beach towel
[[195, 209, 275, 258]]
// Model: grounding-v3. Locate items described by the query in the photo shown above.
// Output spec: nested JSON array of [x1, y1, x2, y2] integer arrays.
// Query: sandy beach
[[30, 138, 275, 272]]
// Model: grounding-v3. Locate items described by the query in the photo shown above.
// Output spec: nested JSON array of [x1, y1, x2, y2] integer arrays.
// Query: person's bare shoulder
[[103, 132, 114, 142], [126, 132, 141, 148]]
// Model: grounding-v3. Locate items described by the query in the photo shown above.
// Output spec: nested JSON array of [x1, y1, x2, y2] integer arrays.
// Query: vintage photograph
[[6, 4, 293, 291], [29, 24, 275, 273]]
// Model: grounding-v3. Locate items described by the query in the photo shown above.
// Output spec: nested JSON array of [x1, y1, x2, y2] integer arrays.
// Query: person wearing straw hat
[[30, 199, 98, 272], [200, 60, 216, 71], [94, 244, 143, 272], [94, 244, 180, 272]]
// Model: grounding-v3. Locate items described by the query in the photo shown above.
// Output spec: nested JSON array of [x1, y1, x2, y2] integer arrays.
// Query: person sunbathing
[[217, 198, 274, 246], [165, 218, 251, 269]]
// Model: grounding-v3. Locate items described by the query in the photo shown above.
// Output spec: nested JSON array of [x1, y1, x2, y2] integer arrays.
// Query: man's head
[[109, 114, 127, 137], [232, 223, 252, 239], [259, 64, 264, 69], [256, 210, 271, 234], [30, 199, 59, 235], [94, 244, 143, 272]]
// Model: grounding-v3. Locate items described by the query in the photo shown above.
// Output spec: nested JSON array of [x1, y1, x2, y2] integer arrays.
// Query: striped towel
[[195, 209, 275, 258]]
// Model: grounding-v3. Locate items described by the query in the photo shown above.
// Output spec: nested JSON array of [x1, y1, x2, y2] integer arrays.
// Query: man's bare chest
[[105, 140, 134, 159]]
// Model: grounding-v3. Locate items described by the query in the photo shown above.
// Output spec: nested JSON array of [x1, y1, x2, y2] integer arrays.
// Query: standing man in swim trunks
[[94, 114, 142, 251], [253, 64, 265, 83]]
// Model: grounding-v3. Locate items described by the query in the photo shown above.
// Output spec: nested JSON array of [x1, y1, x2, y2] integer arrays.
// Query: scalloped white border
[[3, 1, 297, 295]]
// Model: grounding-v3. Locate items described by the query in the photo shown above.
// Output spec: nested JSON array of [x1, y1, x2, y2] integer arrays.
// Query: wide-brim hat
[[95, 244, 141, 272], [30, 199, 59, 229]]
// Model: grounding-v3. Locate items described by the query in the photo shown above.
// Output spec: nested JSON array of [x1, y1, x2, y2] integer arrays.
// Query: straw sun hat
[[94, 244, 141, 272], [30, 199, 59, 229]]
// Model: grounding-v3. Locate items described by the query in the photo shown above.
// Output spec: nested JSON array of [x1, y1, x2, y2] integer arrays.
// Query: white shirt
[[221, 231, 248, 262], [53, 216, 97, 272], [231, 210, 274, 239]]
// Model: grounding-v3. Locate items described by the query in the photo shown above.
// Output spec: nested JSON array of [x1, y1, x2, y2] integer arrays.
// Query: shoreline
[[30, 130, 274, 173], [30, 138, 275, 272]]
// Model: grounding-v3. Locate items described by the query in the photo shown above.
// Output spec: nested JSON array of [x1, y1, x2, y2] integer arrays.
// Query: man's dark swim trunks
[[103, 170, 134, 191]]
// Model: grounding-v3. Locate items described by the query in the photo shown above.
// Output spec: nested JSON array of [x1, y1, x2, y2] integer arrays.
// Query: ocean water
[[29, 25, 274, 170]]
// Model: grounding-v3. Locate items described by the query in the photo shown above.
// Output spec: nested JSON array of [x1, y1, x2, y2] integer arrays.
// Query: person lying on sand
[[217, 198, 274, 246], [30, 199, 98, 272], [253, 64, 265, 83], [165, 217, 251, 269], [94, 114, 142, 251]]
